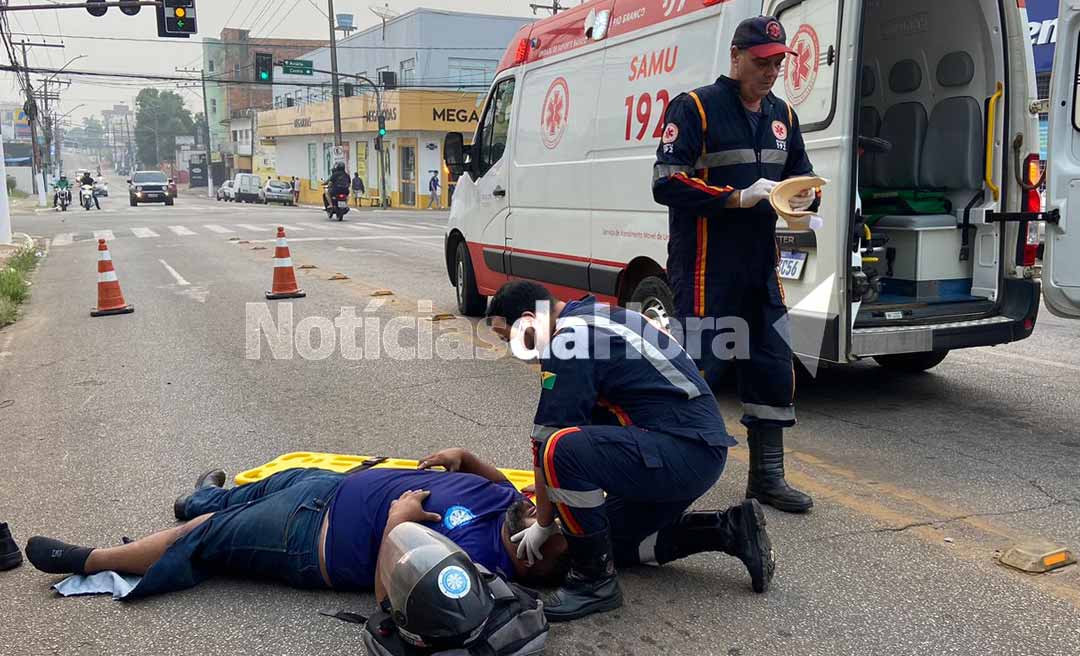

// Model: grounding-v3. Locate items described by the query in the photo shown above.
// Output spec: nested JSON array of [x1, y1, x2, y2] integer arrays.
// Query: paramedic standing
[[652, 16, 817, 513]]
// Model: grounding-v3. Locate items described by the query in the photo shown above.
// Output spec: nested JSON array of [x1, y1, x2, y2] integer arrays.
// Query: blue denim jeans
[[128, 469, 345, 599]]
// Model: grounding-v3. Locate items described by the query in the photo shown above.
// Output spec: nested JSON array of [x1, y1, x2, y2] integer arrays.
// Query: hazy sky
[[2, 0, 549, 125]]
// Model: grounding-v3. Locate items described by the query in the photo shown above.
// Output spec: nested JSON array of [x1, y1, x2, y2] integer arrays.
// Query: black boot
[[0, 522, 22, 571], [543, 531, 623, 622], [173, 469, 227, 521], [746, 426, 813, 513], [655, 500, 775, 593]]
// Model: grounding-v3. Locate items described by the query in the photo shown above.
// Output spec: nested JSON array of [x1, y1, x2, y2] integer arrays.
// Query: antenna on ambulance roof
[[529, 0, 564, 16]]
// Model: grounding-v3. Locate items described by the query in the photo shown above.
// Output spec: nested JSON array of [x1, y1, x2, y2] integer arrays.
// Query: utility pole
[[177, 66, 215, 198], [328, 0, 343, 147], [17, 40, 64, 205]]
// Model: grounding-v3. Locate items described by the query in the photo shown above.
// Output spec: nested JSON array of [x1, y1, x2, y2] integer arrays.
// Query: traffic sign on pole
[[282, 59, 314, 76]]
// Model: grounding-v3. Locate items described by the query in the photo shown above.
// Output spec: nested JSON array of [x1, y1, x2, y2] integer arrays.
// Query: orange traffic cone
[[266, 226, 306, 300], [91, 239, 134, 317]]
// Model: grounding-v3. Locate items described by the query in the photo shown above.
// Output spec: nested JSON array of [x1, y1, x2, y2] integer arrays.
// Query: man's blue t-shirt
[[325, 469, 523, 590]]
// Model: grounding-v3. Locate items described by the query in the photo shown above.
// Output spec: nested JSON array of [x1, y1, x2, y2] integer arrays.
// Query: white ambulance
[[442, 0, 1078, 371]]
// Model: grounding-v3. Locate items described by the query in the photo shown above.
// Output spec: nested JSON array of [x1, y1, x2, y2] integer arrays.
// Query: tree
[[134, 89, 195, 168], [82, 116, 106, 154]]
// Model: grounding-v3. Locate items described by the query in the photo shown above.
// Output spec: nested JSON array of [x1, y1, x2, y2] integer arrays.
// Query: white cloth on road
[[53, 571, 142, 600]]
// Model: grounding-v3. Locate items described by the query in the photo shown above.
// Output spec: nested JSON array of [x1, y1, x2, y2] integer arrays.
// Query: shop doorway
[[399, 138, 417, 207]]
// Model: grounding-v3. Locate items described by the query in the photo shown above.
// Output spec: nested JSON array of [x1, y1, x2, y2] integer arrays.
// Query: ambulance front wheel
[[629, 276, 675, 331], [455, 241, 487, 317], [873, 350, 950, 373]]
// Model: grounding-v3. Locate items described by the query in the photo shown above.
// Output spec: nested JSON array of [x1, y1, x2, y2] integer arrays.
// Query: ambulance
[[442, 0, 1078, 372]]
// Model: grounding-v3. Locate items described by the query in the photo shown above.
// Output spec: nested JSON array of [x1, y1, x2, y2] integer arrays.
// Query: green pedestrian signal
[[378, 114, 387, 137], [254, 53, 274, 84]]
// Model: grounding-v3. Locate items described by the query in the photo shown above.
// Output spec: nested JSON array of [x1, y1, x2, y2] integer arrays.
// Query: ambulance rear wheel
[[873, 350, 949, 373], [455, 241, 487, 317], [629, 276, 675, 330]]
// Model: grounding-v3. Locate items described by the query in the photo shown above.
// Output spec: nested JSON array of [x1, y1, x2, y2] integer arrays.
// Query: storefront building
[[257, 89, 482, 208]]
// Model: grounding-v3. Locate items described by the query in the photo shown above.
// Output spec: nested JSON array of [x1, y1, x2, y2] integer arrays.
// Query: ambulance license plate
[[778, 251, 807, 280]]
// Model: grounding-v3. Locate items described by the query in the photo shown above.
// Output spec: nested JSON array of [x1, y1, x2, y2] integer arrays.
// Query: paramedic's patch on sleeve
[[662, 123, 680, 144]]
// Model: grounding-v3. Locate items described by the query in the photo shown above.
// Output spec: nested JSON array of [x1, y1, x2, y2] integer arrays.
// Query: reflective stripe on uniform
[[98, 271, 118, 283], [760, 150, 788, 165], [638, 532, 659, 566], [743, 403, 796, 422], [273, 258, 293, 268], [531, 424, 561, 441], [546, 486, 605, 508], [695, 149, 757, 168], [654, 164, 695, 182], [568, 316, 703, 399], [543, 427, 585, 535]]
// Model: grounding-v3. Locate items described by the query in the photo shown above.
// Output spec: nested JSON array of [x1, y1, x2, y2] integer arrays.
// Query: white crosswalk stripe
[[203, 224, 234, 234], [93, 230, 115, 241], [53, 233, 75, 247], [169, 225, 197, 236], [278, 224, 306, 232], [131, 227, 159, 238], [297, 222, 338, 231], [236, 224, 273, 232], [418, 222, 446, 229], [371, 223, 406, 231], [342, 223, 374, 231]]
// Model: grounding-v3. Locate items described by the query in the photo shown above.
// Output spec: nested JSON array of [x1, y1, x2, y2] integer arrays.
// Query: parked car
[[261, 179, 294, 205], [232, 173, 262, 203], [216, 180, 235, 202], [128, 170, 173, 206]]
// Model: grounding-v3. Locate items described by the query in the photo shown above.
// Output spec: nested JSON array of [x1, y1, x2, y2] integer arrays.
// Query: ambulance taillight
[[1023, 154, 1042, 267]]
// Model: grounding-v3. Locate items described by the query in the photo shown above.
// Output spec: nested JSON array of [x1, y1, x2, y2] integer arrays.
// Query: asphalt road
[[1, 183, 1078, 655]]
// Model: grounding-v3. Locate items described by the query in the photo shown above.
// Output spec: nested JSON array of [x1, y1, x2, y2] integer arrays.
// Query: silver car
[[261, 179, 295, 206]]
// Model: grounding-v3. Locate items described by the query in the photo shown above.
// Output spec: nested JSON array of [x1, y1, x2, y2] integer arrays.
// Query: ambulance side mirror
[[444, 132, 467, 178]]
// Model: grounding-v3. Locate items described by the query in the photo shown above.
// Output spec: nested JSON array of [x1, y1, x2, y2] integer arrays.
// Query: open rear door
[[1044, 1, 1080, 318]]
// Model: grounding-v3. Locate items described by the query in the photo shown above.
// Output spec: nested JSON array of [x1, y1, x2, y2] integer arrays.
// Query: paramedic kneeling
[[487, 281, 775, 623], [23, 449, 569, 598], [653, 15, 817, 514]]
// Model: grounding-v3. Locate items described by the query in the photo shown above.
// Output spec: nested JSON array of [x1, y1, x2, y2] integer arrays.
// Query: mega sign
[[432, 107, 481, 123]]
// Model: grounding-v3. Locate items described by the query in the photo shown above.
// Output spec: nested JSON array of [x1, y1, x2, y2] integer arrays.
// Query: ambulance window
[[478, 77, 516, 176], [773, 0, 842, 131]]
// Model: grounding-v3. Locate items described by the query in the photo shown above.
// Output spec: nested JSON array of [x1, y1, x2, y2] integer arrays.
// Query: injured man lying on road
[[25, 448, 769, 601]]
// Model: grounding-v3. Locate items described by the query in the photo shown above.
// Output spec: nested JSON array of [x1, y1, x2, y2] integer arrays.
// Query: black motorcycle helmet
[[377, 522, 495, 649], [333, 161, 346, 172]]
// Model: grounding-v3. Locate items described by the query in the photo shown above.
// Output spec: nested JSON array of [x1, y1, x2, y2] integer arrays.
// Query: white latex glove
[[510, 521, 561, 565], [789, 188, 816, 211], [739, 178, 778, 208]]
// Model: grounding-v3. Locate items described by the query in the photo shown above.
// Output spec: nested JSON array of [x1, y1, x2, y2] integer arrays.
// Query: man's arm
[[780, 106, 821, 212], [652, 93, 737, 214], [418, 448, 510, 484]]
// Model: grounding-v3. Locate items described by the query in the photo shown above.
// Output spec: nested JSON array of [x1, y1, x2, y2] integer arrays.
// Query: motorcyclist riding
[[79, 171, 101, 210], [53, 175, 71, 209], [323, 161, 351, 209]]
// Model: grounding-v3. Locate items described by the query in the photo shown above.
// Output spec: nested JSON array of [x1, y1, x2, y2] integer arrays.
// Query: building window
[[400, 59, 415, 86], [210, 98, 217, 114], [232, 130, 238, 142], [208, 60, 215, 73], [274, 96, 282, 108], [234, 63, 242, 80], [447, 58, 497, 86]]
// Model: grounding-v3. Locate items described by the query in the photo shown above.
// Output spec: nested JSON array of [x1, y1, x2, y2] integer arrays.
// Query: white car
[[216, 180, 235, 202], [93, 178, 109, 197]]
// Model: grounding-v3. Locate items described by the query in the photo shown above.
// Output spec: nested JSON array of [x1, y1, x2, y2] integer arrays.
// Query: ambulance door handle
[[493, 186, 506, 197]]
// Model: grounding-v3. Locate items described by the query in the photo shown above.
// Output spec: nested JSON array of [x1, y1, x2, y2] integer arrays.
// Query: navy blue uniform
[[531, 297, 732, 565], [652, 75, 816, 429]]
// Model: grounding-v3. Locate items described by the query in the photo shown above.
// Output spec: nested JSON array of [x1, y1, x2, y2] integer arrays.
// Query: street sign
[[282, 59, 314, 76]]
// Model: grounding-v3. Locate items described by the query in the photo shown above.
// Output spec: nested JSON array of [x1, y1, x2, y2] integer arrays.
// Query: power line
[[238, 0, 270, 31], [264, 0, 303, 37], [222, 0, 249, 29]]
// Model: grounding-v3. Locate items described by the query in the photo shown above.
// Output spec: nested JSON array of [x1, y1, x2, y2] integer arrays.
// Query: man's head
[[501, 500, 569, 585], [486, 281, 561, 355], [729, 16, 794, 102]]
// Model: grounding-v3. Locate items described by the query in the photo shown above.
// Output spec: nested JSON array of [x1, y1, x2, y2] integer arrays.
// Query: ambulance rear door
[[765, 0, 862, 365], [1042, 0, 1080, 319]]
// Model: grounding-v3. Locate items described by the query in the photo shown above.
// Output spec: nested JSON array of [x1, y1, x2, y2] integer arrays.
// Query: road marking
[[93, 230, 115, 241], [342, 223, 374, 231], [954, 350, 1080, 374], [278, 224, 306, 232], [371, 223, 406, 231], [297, 222, 338, 232], [131, 227, 159, 238], [159, 259, 191, 286], [53, 233, 75, 247], [247, 235, 443, 243], [203, 224, 234, 234], [236, 223, 271, 232], [169, 225, 196, 236], [419, 222, 446, 229]]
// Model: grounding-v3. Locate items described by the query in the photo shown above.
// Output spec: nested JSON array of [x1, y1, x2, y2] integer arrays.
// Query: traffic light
[[378, 114, 387, 138], [374, 136, 383, 152], [157, 0, 198, 38], [255, 53, 274, 84]]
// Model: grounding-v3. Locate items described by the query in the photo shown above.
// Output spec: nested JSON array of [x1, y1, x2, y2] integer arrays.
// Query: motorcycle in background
[[323, 183, 350, 221]]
